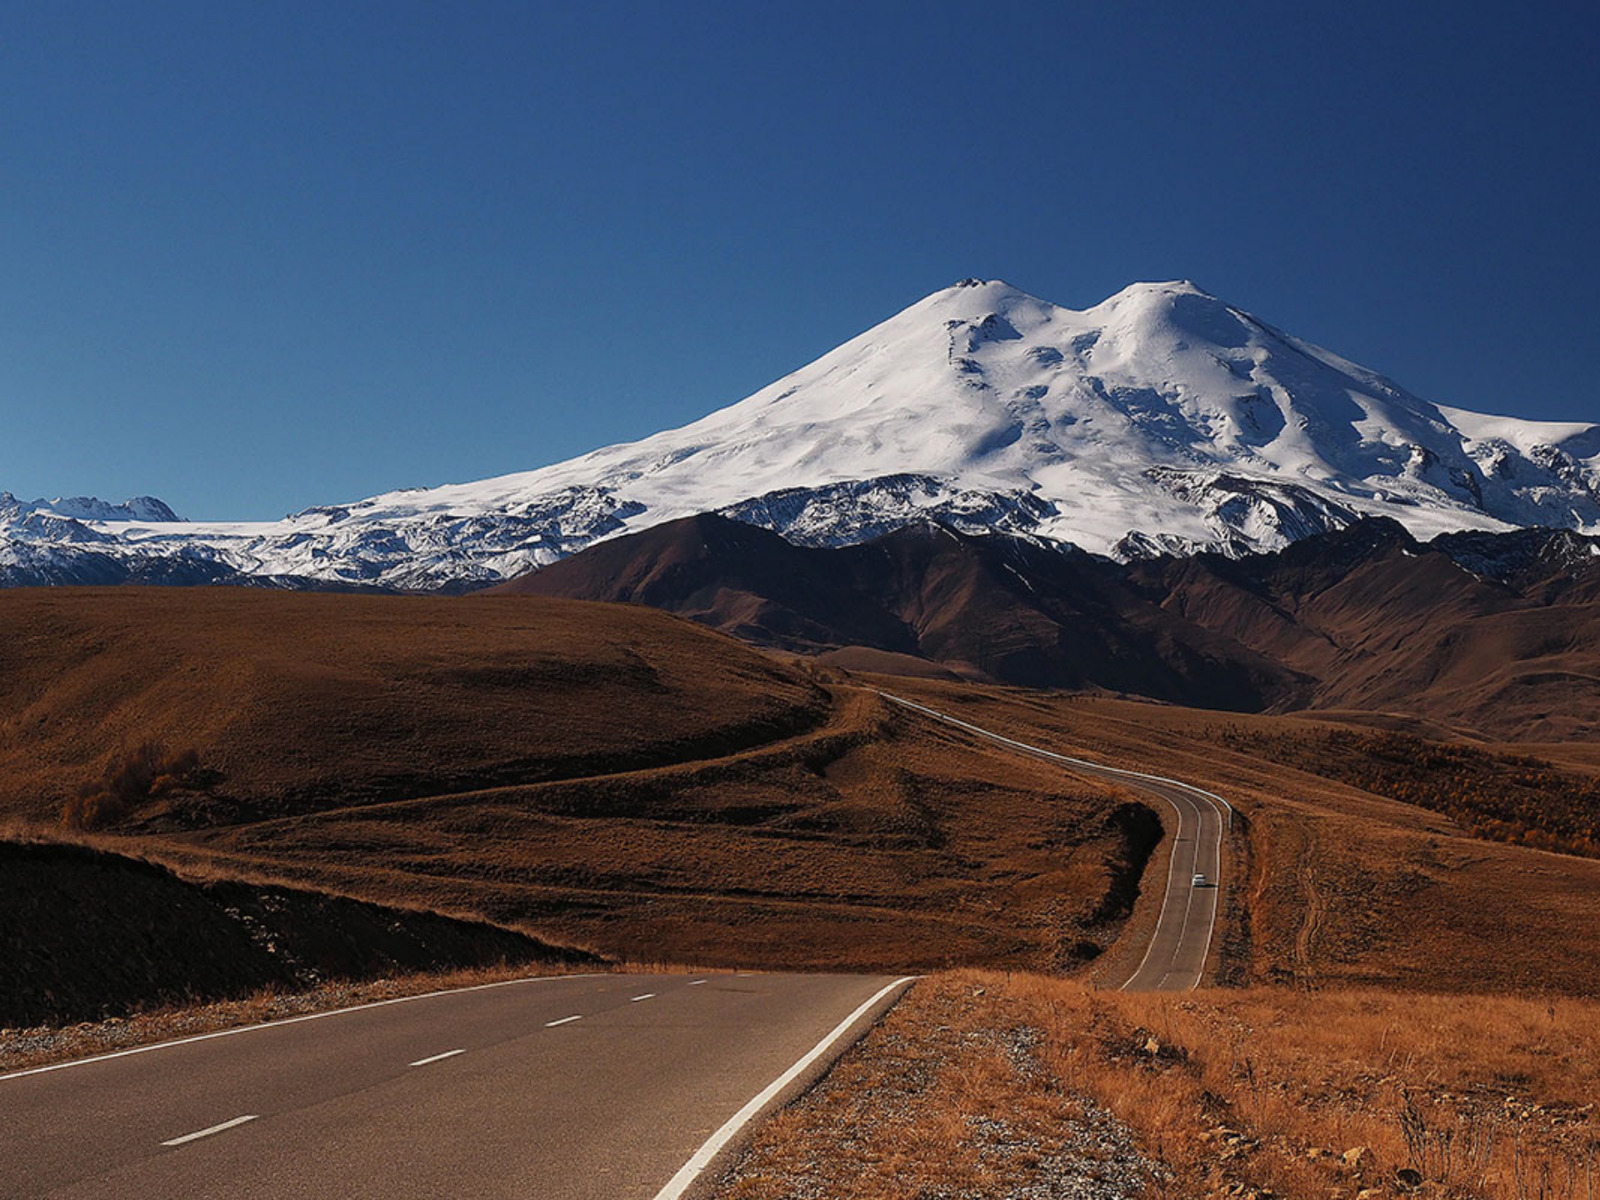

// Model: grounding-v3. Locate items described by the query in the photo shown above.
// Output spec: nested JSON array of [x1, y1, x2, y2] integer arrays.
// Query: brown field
[[0, 589, 1159, 974], [6, 587, 1600, 1007], [716, 971, 1600, 1200], [9, 586, 1600, 1198]]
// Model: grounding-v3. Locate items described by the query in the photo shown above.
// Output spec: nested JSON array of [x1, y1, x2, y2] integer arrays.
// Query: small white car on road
[[1191, 873, 1208, 887]]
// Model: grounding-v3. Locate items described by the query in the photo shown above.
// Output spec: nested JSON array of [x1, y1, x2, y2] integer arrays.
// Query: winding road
[[879, 692, 1230, 991], [2, 693, 1234, 1198]]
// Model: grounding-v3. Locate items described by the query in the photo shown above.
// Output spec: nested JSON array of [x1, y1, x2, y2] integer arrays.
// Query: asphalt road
[[0, 971, 910, 1200], [880, 692, 1230, 990]]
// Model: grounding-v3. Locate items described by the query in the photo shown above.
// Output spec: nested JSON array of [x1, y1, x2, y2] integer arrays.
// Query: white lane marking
[[687, 979, 708, 986], [544, 1015, 583, 1027], [653, 976, 917, 1200], [2, 974, 598, 1084], [631, 993, 656, 1002], [161, 1114, 258, 1146], [408, 1048, 466, 1067], [879, 692, 1229, 991]]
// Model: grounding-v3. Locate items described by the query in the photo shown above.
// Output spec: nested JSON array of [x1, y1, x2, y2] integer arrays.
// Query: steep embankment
[[0, 840, 586, 1027]]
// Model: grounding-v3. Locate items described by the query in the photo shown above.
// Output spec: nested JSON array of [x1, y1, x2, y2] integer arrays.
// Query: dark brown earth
[[0, 839, 585, 1026], [491, 513, 1302, 711]]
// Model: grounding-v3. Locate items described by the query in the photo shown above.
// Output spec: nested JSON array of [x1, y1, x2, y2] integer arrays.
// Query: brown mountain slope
[[1131, 521, 1600, 739], [4, 587, 1599, 998], [501, 516, 1600, 739], [492, 514, 1305, 712]]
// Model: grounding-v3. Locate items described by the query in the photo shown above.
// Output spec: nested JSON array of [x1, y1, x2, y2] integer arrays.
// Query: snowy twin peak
[[5, 279, 1598, 589]]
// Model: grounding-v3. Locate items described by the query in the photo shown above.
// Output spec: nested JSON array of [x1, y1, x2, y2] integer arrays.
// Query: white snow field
[[5, 279, 1597, 588]]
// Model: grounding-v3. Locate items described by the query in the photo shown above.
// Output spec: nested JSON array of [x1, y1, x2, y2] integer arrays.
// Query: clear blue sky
[[4, 0, 1596, 518]]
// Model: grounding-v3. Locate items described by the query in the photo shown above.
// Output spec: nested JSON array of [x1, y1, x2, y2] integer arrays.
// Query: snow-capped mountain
[[5, 279, 1598, 589]]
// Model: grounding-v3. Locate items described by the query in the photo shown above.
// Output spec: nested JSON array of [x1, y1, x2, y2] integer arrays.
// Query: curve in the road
[[878, 692, 1231, 991]]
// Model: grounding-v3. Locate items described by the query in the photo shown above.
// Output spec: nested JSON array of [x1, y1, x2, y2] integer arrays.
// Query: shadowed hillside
[[0, 839, 587, 1026], [491, 513, 1304, 712], [499, 515, 1600, 740]]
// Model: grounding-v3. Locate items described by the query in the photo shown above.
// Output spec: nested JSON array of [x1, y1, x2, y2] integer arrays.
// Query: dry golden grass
[[0, 591, 1161, 975], [718, 974, 1160, 1199], [718, 972, 1600, 1200]]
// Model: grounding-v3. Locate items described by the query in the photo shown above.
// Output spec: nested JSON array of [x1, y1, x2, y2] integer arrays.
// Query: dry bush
[[60, 742, 207, 830]]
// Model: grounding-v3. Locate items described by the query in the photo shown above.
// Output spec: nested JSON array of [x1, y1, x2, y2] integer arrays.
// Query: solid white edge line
[[631, 993, 656, 1002], [161, 1114, 258, 1146], [652, 976, 916, 1200], [1, 973, 598, 1083], [408, 1048, 466, 1067], [1120, 785, 1194, 992], [1189, 796, 1228, 991], [544, 1014, 582, 1027], [879, 692, 1229, 992]]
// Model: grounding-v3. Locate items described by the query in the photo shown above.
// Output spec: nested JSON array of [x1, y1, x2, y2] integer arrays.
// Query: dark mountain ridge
[[495, 515, 1600, 740]]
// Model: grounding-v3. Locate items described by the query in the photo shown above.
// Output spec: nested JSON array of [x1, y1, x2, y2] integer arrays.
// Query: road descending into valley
[[880, 693, 1230, 990], [3, 697, 1232, 1198], [0, 972, 912, 1200]]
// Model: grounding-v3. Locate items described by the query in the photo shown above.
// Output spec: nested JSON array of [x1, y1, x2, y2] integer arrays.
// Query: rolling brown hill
[[0, 587, 825, 825], [497, 515, 1600, 740], [0, 587, 1160, 975]]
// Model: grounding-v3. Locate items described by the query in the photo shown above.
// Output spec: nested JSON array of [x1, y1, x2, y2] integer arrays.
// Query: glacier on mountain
[[4, 279, 1597, 589]]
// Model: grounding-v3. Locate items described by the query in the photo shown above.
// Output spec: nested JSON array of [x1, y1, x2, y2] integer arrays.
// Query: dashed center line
[[408, 1048, 465, 1067], [545, 1014, 583, 1027], [161, 1114, 258, 1147], [631, 993, 656, 1002], [687, 979, 707, 986]]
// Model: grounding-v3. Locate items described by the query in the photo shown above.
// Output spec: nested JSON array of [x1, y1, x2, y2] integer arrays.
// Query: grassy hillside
[[0, 589, 1156, 974]]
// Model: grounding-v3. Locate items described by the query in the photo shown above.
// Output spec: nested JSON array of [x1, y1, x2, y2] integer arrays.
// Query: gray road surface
[[880, 692, 1229, 990], [0, 971, 909, 1200]]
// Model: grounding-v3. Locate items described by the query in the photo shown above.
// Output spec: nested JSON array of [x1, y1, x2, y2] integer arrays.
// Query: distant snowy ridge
[[4, 279, 1597, 589]]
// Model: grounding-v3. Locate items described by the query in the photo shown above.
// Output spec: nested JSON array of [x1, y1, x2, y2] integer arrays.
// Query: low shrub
[[60, 742, 207, 830]]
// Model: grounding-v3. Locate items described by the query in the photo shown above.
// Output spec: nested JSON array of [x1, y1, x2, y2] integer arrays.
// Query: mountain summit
[[5, 280, 1598, 588]]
